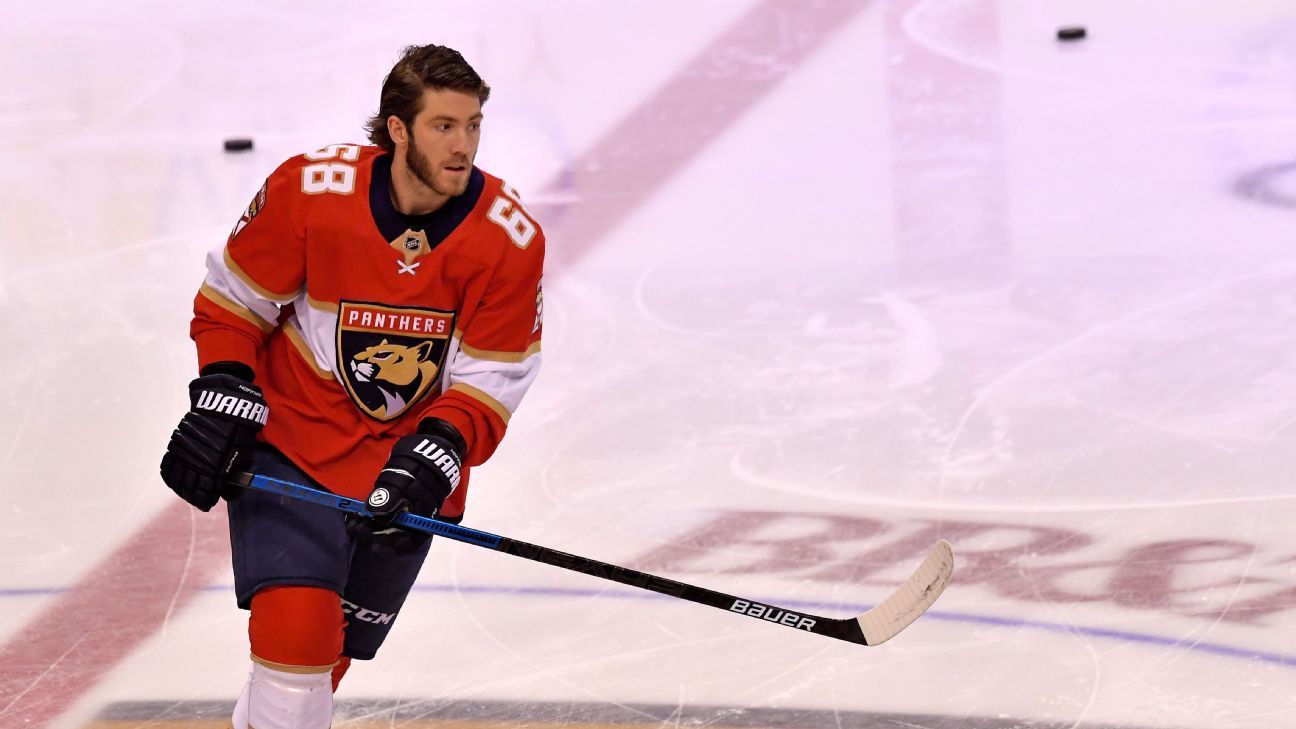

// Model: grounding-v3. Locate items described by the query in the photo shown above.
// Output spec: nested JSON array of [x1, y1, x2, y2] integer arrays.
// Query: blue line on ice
[[2, 583, 1288, 668]]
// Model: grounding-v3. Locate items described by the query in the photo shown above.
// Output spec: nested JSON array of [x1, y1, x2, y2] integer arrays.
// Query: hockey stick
[[231, 472, 954, 646]]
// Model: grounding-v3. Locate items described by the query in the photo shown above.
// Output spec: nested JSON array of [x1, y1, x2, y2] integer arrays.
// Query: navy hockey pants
[[227, 444, 435, 660]]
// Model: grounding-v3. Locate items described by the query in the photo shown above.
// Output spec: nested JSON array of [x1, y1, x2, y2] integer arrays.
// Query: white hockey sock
[[230, 657, 334, 729]]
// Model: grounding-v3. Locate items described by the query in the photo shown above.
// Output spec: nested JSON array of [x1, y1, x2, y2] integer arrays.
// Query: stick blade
[[856, 539, 954, 645]]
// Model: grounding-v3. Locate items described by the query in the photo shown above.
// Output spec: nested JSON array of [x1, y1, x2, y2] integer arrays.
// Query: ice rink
[[3, 1, 1296, 727]]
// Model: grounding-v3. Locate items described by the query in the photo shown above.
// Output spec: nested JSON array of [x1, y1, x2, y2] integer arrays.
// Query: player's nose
[[448, 129, 471, 155]]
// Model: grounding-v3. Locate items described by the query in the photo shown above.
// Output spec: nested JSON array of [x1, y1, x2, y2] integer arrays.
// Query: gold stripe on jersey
[[306, 294, 339, 313], [250, 653, 335, 674], [449, 382, 512, 423], [223, 247, 298, 303], [284, 322, 334, 379], [458, 338, 542, 364], [199, 283, 275, 332]]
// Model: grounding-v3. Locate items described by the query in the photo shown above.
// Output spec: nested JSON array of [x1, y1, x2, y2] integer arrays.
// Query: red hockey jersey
[[191, 144, 544, 517]]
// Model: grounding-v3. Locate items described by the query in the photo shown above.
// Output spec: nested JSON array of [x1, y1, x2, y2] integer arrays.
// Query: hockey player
[[159, 45, 544, 729]]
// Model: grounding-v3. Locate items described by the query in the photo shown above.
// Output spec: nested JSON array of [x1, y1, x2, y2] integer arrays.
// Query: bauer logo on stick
[[729, 599, 817, 630]]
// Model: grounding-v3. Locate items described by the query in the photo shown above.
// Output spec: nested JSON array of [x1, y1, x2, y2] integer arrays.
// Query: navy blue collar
[[369, 152, 485, 248]]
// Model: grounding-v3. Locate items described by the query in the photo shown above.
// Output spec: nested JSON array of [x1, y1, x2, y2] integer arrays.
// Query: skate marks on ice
[[89, 698, 1162, 729], [617, 259, 1296, 511], [627, 509, 1296, 662]]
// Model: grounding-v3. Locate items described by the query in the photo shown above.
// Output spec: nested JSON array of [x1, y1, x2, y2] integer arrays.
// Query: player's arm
[[191, 159, 308, 373], [421, 227, 545, 468], [161, 158, 307, 511]]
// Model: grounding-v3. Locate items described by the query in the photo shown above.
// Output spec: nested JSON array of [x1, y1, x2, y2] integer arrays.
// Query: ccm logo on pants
[[341, 599, 395, 625]]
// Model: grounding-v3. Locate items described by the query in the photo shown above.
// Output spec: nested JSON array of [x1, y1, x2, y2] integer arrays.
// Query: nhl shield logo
[[337, 301, 455, 421]]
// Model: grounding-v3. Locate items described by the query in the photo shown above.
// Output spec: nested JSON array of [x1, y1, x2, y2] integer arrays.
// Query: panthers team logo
[[229, 179, 269, 240], [336, 301, 455, 421]]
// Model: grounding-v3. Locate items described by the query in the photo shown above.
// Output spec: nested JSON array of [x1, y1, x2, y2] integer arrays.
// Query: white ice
[[2, 1, 1295, 728]]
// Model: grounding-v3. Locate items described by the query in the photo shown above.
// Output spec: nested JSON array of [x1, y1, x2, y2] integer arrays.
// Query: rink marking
[[90, 723, 775, 729], [428, 585, 1296, 668], [0, 503, 230, 728], [0, 3, 877, 728], [538, 0, 873, 271], [84, 698, 1162, 729], [1, 581, 1291, 669], [88, 723, 707, 729]]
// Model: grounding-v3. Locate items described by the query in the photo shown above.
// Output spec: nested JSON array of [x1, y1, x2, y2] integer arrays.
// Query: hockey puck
[[1056, 26, 1087, 41], [223, 138, 254, 152]]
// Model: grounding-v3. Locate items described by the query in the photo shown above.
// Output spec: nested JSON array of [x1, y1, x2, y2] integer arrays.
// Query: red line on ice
[[0, 503, 230, 728], [0, 2, 872, 727]]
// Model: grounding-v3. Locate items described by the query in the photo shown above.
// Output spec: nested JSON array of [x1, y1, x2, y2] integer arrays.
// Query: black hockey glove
[[159, 364, 268, 512], [348, 421, 464, 556]]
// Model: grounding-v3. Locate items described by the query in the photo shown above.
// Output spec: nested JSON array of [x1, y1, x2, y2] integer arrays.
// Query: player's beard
[[406, 130, 471, 198]]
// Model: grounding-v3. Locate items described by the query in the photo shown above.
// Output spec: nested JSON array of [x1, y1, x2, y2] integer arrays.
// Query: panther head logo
[[337, 302, 454, 421], [348, 339, 441, 419]]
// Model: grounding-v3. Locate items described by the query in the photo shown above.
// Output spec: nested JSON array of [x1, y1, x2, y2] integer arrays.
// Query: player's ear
[[387, 116, 407, 148]]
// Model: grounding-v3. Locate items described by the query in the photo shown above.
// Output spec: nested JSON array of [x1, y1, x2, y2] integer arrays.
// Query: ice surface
[[1, 1, 1294, 728]]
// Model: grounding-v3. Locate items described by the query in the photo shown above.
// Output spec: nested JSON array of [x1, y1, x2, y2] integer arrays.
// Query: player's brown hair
[[365, 44, 491, 152]]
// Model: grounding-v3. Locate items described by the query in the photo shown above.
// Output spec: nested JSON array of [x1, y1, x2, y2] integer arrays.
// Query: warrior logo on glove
[[194, 385, 269, 425], [336, 301, 455, 421], [411, 438, 461, 490]]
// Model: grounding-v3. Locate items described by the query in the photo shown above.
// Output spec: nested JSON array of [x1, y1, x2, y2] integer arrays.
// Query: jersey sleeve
[[420, 224, 545, 467], [190, 158, 307, 372]]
